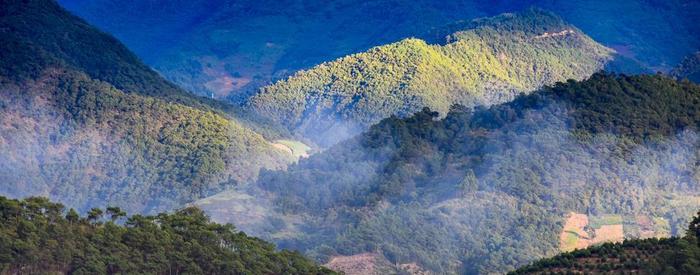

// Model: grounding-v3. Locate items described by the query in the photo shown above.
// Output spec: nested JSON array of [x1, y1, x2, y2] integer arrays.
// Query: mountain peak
[[424, 8, 570, 44]]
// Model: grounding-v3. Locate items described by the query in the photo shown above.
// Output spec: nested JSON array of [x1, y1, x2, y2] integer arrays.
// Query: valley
[[1, 0, 700, 274], [199, 73, 700, 273]]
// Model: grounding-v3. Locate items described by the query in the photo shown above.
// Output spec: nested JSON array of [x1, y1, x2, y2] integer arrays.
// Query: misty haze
[[1, 0, 700, 274]]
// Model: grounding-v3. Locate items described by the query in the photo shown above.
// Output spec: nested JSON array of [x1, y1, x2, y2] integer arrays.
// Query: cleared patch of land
[[560, 213, 591, 251], [559, 212, 664, 252], [193, 189, 270, 227], [324, 253, 380, 275], [271, 139, 311, 159], [589, 214, 623, 229], [324, 253, 431, 275], [592, 224, 624, 244]]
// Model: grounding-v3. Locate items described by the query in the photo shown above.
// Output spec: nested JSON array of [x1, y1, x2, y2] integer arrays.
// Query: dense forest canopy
[[0, 0, 297, 214], [0, 196, 335, 274], [248, 9, 612, 146], [2, 0, 700, 274], [199, 73, 700, 273]]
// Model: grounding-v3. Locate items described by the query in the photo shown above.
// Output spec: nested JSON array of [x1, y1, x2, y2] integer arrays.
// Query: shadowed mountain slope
[[0, 0, 297, 213]]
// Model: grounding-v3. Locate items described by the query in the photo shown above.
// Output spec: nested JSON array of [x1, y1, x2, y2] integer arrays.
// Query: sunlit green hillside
[[249, 9, 612, 145]]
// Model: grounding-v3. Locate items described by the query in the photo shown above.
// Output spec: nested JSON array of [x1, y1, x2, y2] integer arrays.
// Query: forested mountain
[[58, 0, 492, 101], [198, 73, 700, 274], [0, 196, 335, 274], [511, 211, 700, 274], [58, 0, 700, 101], [248, 10, 613, 146], [0, 0, 299, 213], [4, 1, 700, 274], [672, 51, 700, 83]]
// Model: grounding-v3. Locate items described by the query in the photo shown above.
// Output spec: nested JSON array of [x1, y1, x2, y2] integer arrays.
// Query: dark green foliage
[[512, 211, 700, 274], [511, 238, 679, 274], [547, 73, 700, 140], [209, 73, 700, 273], [0, 196, 335, 274]]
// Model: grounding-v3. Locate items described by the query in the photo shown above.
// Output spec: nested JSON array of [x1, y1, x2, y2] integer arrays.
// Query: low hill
[[248, 9, 613, 146], [0, 196, 335, 274], [0, 0, 298, 213], [199, 73, 700, 273], [511, 211, 700, 274]]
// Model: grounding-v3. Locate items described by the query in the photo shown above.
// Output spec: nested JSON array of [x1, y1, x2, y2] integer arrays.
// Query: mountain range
[[58, 0, 700, 101], [672, 51, 700, 83], [1, 0, 700, 274]]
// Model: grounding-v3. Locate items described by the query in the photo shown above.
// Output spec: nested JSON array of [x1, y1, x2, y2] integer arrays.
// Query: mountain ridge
[[248, 9, 613, 146], [58, 0, 700, 100]]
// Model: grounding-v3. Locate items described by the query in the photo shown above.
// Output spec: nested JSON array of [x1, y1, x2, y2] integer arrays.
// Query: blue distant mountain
[[58, 0, 700, 100]]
